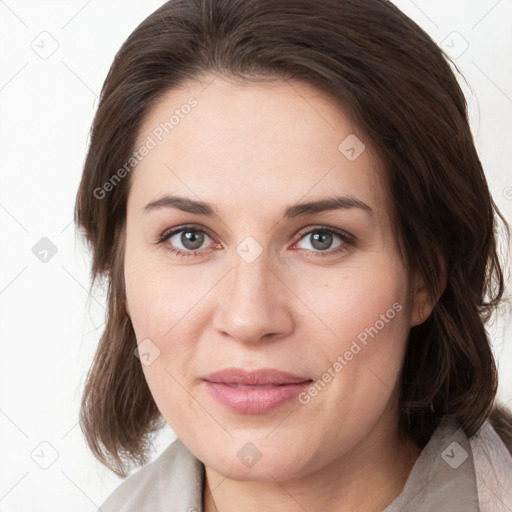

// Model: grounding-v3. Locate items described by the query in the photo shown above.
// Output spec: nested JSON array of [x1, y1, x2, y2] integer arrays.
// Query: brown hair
[[74, 0, 512, 477]]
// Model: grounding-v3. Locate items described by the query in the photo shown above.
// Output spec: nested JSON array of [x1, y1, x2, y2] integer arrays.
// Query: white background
[[0, 1, 511, 510]]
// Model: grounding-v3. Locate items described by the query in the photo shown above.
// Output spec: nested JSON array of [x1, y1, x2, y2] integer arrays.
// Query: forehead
[[129, 76, 387, 216]]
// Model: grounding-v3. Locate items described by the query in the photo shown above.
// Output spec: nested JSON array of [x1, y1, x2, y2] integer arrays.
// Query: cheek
[[293, 257, 410, 346], [124, 241, 206, 341], [124, 260, 206, 433], [123, 248, 219, 406], [292, 258, 412, 410]]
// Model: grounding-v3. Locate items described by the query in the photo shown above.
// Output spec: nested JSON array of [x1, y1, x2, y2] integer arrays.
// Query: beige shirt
[[100, 416, 512, 511]]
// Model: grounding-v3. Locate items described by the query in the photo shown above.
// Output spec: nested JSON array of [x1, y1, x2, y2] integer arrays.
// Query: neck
[[202, 419, 421, 512]]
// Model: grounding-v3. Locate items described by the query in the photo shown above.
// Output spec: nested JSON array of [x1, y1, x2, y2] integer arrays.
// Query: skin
[[124, 75, 435, 512]]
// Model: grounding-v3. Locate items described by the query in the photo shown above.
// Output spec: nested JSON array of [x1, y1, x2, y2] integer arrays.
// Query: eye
[[156, 224, 355, 258], [292, 226, 354, 257], [157, 225, 217, 257]]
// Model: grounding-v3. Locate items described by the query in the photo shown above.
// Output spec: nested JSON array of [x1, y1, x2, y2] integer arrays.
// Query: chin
[[202, 440, 314, 482]]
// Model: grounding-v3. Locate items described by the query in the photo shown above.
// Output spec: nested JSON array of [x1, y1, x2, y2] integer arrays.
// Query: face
[[124, 75, 426, 482]]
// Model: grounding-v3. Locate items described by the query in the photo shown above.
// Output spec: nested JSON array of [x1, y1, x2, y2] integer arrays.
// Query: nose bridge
[[212, 246, 292, 343], [231, 249, 273, 304]]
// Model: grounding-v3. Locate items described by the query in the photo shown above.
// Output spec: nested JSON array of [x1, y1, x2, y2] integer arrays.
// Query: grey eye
[[298, 230, 344, 251], [170, 229, 208, 250]]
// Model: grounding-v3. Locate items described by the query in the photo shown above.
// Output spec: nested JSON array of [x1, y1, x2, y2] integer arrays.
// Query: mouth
[[201, 367, 311, 386], [219, 383, 296, 388], [201, 367, 313, 414]]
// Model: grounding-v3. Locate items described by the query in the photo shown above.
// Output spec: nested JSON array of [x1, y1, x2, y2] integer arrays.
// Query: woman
[[74, 0, 512, 510]]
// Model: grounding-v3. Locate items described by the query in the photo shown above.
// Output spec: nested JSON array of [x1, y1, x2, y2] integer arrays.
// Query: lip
[[202, 367, 311, 386], [202, 368, 312, 414]]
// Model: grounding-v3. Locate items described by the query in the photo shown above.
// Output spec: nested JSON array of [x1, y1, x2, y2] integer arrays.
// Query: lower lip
[[203, 381, 312, 414]]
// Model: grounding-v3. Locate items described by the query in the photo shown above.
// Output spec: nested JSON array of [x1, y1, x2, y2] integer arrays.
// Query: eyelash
[[156, 224, 355, 258]]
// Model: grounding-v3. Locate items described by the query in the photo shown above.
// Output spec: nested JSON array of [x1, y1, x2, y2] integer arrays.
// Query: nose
[[212, 250, 294, 344]]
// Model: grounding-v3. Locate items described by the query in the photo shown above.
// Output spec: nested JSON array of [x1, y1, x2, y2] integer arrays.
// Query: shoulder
[[470, 419, 512, 512], [385, 415, 509, 512], [100, 438, 205, 512]]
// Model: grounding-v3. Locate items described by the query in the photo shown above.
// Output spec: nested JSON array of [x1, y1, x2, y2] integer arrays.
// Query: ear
[[410, 258, 447, 328]]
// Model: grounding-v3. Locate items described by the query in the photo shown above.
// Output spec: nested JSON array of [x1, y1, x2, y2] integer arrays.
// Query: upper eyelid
[[161, 224, 216, 242]]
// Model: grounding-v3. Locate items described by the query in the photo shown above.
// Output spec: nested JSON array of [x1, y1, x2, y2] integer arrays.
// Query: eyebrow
[[143, 194, 373, 218]]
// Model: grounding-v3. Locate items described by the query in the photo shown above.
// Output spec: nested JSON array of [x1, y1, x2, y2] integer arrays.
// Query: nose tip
[[211, 256, 293, 344]]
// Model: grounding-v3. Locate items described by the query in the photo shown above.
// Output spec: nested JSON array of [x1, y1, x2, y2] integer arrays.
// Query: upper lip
[[202, 368, 312, 386]]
